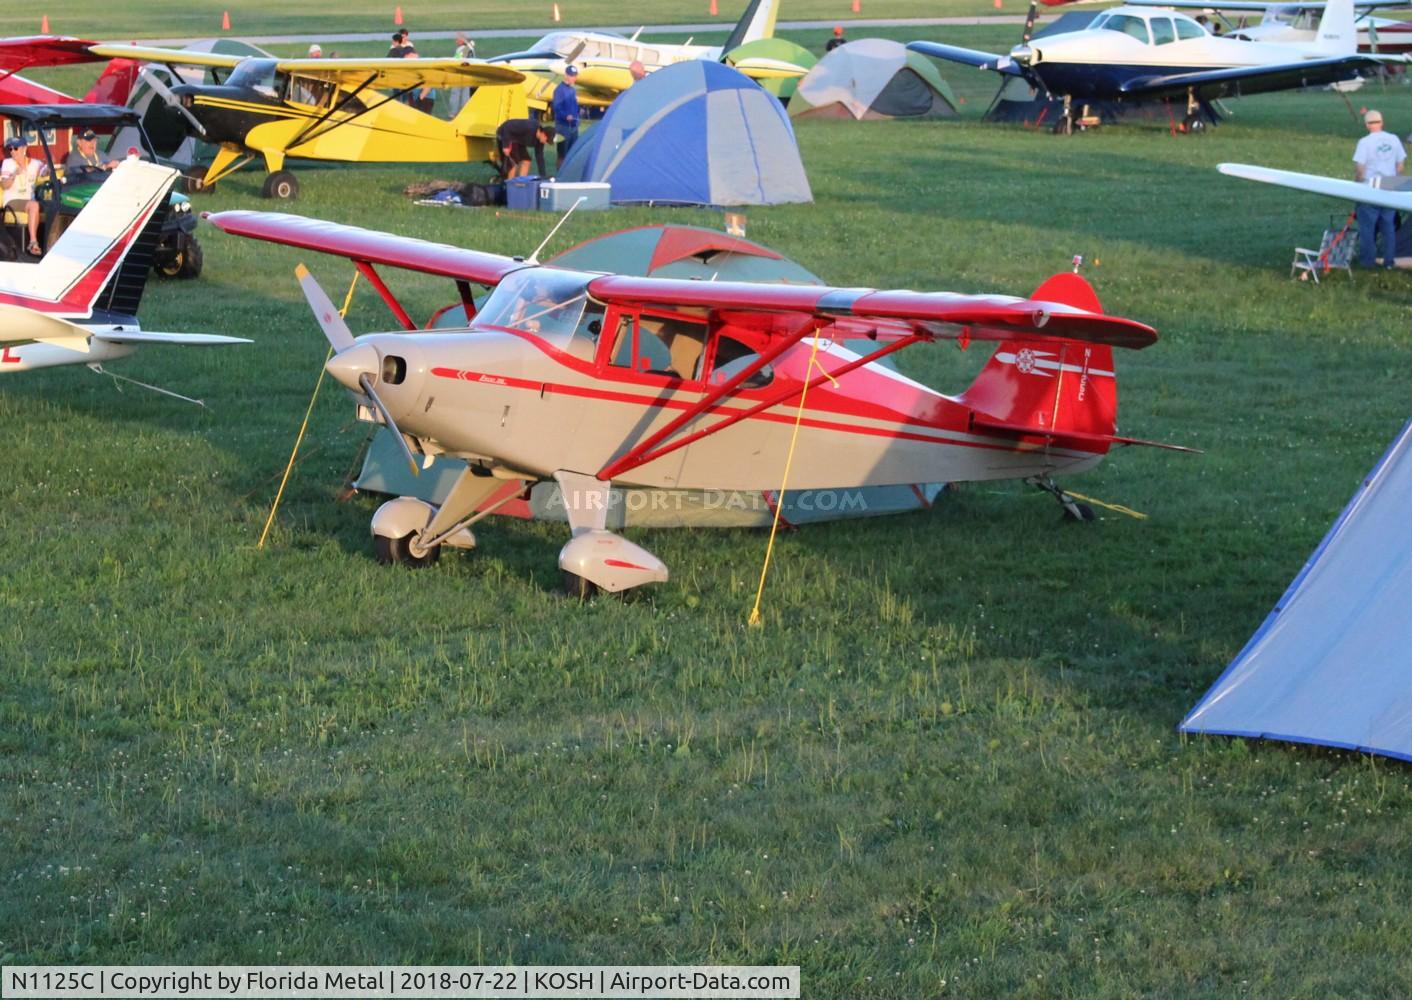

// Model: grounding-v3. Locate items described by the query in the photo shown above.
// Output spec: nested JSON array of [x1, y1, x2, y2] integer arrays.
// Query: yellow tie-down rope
[[748, 334, 837, 626], [257, 271, 361, 550], [1062, 489, 1147, 520]]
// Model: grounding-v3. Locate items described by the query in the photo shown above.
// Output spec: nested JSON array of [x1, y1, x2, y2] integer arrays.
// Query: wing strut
[[352, 261, 418, 330], [598, 332, 926, 481]]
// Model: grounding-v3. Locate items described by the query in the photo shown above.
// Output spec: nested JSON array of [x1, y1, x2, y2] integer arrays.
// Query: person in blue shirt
[[552, 65, 580, 168]]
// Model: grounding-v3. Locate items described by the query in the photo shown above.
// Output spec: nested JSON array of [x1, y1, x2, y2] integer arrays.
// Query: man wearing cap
[[2, 137, 48, 256], [307, 43, 323, 58], [826, 26, 847, 52], [65, 129, 120, 183], [495, 117, 555, 179], [551, 65, 581, 166], [1353, 109, 1405, 269]]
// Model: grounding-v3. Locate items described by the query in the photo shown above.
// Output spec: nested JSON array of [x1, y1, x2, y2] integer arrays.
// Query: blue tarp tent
[[558, 60, 812, 206], [1182, 418, 1412, 761]]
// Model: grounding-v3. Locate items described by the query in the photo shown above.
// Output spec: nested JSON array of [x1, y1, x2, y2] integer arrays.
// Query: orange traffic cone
[[40, 14, 49, 32], [851, 0, 860, 12], [993, 0, 1001, 8], [221, 10, 230, 29], [553, 3, 562, 22], [394, 6, 403, 25], [709, 0, 718, 14]]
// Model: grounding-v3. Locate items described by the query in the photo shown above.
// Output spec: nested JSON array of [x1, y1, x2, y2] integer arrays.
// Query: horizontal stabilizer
[[92, 330, 251, 346], [0, 303, 91, 349], [971, 414, 1200, 452]]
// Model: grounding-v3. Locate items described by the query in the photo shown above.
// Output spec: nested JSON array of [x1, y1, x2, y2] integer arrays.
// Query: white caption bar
[[2, 966, 800, 999]]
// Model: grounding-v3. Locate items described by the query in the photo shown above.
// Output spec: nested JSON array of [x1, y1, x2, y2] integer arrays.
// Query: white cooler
[[538, 181, 611, 211]]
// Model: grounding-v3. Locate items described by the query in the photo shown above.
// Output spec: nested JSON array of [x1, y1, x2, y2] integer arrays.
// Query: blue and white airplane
[[909, 0, 1394, 133]]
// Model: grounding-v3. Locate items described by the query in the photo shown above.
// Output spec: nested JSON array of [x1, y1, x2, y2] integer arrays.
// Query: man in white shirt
[[1352, 109, 1406, 269], [1, 136, 48, 256]]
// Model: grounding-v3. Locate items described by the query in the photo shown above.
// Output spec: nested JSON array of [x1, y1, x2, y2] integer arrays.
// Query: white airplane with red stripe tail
[[207, 209, 1192, 597], [0, 159, 247, 390]]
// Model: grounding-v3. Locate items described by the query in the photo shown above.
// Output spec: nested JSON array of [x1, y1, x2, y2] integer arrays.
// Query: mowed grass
[[6, 19, 1412, 997]]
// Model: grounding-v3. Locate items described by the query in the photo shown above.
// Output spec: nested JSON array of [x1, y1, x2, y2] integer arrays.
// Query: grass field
[[5, 14, 1412, 998]]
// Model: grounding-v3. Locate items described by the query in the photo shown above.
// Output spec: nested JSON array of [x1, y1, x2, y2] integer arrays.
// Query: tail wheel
[[261, 170, 299, 200], [374, 533, 441, 567], [1062, 502, 1096, 523]]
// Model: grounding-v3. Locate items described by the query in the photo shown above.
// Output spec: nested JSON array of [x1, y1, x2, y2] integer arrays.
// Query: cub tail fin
[[959, 271, 1119, 455]]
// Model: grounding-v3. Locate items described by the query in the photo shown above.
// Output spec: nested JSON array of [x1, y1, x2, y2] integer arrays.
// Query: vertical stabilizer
[[0, 159, 176, 318], [1313, 0, 1356, 56], [722, 0, 780, 55], [958, 272, 1118, 447]]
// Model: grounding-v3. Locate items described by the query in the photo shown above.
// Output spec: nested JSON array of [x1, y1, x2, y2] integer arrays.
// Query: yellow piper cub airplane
[[87, 46, 535, 198]]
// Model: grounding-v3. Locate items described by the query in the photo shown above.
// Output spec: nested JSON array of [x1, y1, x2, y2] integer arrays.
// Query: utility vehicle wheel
[[261, 170, 299, 200], [374, 532, 441, 567], [157, 236, 203, 279]]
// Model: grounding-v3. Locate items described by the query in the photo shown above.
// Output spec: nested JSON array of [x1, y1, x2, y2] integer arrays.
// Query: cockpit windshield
[[473, 268, 602, 352], [530, 32, 578, 55], [227, 59, 285, 97]]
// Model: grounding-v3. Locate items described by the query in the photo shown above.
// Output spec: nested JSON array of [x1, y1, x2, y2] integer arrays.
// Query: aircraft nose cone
[[1012, 45, 1035, 65], [325, 342, 380, 393]]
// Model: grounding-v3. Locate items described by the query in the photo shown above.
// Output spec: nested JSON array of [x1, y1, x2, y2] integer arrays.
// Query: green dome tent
[[789, 38, 957, 121], [724, 37, 817, 104]]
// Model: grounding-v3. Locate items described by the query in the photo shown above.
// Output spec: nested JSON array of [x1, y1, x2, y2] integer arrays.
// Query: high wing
[[585, 275, 1156, 350], [1119, 53, 1386, 100], [0, 36, 102, 72], [204, 211, 526, 287], [1124, 0, 1405, 11], [1219, 161, 1412, 211], [907, 40, 1028, 76], [88, 45, 524, 89]]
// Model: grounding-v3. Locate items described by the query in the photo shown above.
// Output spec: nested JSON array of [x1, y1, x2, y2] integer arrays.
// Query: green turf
[[5, 17, 1412, 999]]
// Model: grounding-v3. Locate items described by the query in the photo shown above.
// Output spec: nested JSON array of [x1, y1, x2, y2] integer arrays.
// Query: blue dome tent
[[558, 60, 811, 207]]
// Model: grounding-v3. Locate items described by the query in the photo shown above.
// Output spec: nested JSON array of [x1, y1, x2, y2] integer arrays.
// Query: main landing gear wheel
[[261, 170, 299, 200], [157, 236, 203, 279], [374, 533, 441, 567], [184, 166, 211, 195], [1183, 113, 1206, 135], [1053, 115, 1074, 136], [561, 569, 599, 600]]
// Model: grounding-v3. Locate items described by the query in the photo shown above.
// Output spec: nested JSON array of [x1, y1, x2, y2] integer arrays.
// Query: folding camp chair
[[1292, 212, 1357, 283]]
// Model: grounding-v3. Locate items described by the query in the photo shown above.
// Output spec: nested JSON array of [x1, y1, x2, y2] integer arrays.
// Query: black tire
[[0, 229, 16, 262], [184, 166, 211, 195], [561, 569, 598, 600], [374, 532, 441, 567], [1183, 114, 1206, 135], [156, 236, 203, 279], [1063, 502, 1096, 523], [466, 183, 490, 207], [1053, 115, 1074, 136], [261, 170, 299, 200]]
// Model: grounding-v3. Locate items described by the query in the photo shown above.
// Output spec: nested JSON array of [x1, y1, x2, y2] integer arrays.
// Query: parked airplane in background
[[910, 0, 1391, 133], [87, 46, 529, 198], [206, 209, 1192, 597], [1127, 0, 1412, 53], [0, 159, 247, 394], [490, 0, 799, 105]]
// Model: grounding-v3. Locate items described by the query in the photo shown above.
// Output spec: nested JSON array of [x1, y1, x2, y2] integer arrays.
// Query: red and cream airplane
[[207, 210, 1190, 596], [0, 159, 247, 391]]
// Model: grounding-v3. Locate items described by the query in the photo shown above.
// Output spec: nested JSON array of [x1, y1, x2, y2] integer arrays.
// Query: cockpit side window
[[606, 306, 706, 380], [1101, 14, 1151, 43], [708, 334, 774, 389], [288, 75, 335, 107], [1151, 17, 1176, 44], [1175, 17, 1206, 40]]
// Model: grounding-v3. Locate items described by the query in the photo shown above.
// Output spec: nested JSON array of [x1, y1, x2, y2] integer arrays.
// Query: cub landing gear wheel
[[374, 532, 441, 567], [561, 569, 599, 600], [1183, 113, 1206, 135], [261, 170, 299, 200], [1053, 114, 1074, 136]]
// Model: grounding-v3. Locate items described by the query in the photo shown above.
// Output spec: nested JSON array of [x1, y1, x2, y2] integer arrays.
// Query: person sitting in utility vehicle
[[64, 129, 121, 183], [2, 137, 48, 256]]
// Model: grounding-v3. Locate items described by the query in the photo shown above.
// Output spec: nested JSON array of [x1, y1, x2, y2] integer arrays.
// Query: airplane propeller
[[294, 263, 420, 477]]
